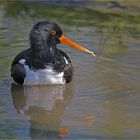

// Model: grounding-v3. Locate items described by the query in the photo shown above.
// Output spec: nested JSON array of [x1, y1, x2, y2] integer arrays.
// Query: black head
[[29, 21, 96, 57], [29, 21, 63, 52]]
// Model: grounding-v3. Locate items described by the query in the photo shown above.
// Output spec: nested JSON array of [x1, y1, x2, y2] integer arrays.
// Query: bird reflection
[[11, 83, 73, 140]]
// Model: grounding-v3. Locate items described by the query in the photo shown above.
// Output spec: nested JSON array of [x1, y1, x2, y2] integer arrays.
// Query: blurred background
[[0, 0, 140, 139]]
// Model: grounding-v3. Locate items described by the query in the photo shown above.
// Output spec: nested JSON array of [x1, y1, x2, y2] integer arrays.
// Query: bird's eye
[[50, 30, 56, 35]]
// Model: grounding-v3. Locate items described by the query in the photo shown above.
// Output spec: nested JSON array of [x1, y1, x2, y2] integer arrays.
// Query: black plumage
[[11, 21, 74, 85]]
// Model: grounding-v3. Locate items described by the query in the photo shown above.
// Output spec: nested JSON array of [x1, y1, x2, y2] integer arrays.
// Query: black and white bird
[[11, 21, 95, 85]]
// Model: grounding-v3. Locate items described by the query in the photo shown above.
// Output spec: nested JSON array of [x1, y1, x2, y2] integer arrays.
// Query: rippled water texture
[[0, 1, 140, 139]]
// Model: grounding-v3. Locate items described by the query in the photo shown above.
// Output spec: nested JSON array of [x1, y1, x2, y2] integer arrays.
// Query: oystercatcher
[[11, 21, 95, 85]]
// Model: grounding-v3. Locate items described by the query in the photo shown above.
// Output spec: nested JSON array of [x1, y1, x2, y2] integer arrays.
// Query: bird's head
[[30, 21, 62, 51], [30, 21, 95, 56]]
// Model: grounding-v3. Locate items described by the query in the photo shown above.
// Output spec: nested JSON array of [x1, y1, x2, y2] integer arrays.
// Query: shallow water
[[0, 1, 140, 140]]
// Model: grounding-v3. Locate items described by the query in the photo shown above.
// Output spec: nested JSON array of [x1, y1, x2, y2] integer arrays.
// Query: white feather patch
[[64, 57, 69, 64], [18, 59, 66, 85]]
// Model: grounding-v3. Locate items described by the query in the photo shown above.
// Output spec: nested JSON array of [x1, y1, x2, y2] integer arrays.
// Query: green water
[[0, 1, 140, 139]]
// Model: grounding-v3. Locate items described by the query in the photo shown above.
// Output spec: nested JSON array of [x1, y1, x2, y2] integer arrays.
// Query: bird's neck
[[30, 42, 59, 65], [31, 44, 54, 55]]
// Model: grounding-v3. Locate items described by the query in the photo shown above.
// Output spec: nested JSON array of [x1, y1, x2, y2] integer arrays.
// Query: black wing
[[59, 49, 74, 83], [11, 49, 30, 84]]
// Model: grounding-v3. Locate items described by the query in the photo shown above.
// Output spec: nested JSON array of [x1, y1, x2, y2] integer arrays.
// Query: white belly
[[19, 59, 65, 85]]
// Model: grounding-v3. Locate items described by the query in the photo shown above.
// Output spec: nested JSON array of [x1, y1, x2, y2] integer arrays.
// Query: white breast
[[19, 59, 65, 85]]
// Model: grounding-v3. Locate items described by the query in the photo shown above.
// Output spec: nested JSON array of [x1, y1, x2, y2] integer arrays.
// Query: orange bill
[[59, 35, 95, 56]]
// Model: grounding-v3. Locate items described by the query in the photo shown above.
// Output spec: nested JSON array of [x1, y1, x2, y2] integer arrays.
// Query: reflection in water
[[11, 83, 73, 140]]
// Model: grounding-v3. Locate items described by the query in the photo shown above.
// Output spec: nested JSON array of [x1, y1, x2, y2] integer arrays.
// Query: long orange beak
[[59, 35, 95, 56]]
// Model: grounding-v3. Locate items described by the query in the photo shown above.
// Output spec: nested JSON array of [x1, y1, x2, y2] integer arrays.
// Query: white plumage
[[19, 59, 65, 85]]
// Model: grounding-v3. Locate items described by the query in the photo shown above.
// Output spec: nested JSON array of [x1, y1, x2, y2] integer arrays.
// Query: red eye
[[50, 30, 56, 35]]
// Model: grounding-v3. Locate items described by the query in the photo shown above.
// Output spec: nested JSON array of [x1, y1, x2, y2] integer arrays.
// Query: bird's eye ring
[[50, 30, 56, 35]]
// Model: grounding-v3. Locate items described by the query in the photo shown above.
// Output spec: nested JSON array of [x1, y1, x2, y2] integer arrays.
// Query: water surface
[[0, 1, 140, 140]]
